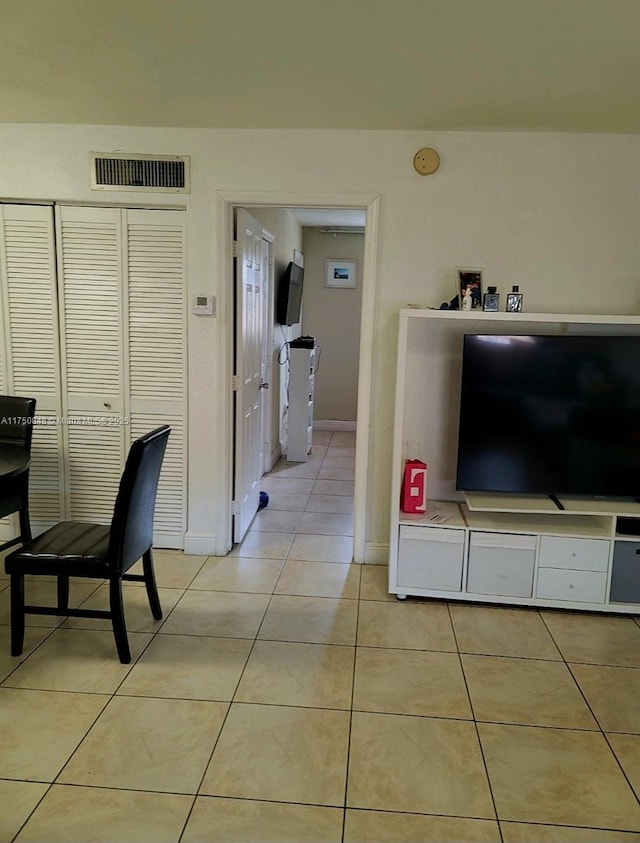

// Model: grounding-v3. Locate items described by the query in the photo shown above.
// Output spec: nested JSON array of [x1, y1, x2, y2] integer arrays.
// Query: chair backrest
[[108, 425, 171, 572], [0, 396, 36, 451]]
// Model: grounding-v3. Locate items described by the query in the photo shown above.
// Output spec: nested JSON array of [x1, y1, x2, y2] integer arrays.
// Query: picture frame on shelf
[[325, 259, 357, 289], [457, 268, 483, 310]]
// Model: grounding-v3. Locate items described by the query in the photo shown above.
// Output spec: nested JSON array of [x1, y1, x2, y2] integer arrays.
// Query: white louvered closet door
[[0, 204, 64, 536], [56, 205, 126, 524], [126, 209, 186, 547]]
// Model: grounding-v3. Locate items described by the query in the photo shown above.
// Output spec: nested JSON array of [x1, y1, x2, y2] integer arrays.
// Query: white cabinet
[[388, 309, 640, 614], [397, 525, 464, 592], [467, 532, 536, 598], [287, 346, 315, 462]]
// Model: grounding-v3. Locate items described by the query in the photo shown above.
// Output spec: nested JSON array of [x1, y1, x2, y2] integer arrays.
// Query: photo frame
[[457, 268, 483, 310], [325, 259, 357, 289]]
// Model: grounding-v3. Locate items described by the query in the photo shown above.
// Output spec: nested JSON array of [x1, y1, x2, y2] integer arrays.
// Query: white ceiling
[[0, 0, 638, 133], [289, 208, 366, 228]]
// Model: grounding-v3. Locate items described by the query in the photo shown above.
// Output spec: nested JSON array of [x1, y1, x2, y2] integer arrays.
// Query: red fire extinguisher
[[400, 459, 427, 513]]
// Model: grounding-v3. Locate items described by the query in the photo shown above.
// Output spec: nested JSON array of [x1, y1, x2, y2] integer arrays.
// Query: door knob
[[259, 381, 269, 390]]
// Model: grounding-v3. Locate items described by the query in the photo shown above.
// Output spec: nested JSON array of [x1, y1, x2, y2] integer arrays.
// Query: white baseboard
[[364, 542, 389, 565], [314, 420, 357, 432], [183, 532, 217, 556], [153, 533, 184, 550]]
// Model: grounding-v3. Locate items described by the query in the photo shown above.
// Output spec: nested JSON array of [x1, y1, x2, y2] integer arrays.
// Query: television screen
[[276, 262, 304, 326], [456, 334, 640, 499]]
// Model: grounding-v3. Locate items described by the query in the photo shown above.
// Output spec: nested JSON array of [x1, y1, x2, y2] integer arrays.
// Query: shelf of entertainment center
[[389, 308, 640, 614]]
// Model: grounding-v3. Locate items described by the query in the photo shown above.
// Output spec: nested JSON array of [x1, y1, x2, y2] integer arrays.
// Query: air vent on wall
[[91, 153, 190, 193]]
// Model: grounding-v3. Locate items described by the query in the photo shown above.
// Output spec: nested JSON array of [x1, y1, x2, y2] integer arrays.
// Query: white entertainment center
[[389, 308, 640, 614]]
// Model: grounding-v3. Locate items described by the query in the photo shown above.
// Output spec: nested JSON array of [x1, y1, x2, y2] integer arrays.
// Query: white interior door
[[233, 208, 265, 543], [260, 235, 273, 474]]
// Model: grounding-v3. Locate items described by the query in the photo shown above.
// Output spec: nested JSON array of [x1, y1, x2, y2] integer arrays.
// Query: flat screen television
[[276, 261, 304, 326], [456, 334, 640, 500]]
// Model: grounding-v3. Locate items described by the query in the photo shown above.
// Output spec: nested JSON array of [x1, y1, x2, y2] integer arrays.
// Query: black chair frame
[[0, 395, 36, 554], [5, 425, 170, 663]]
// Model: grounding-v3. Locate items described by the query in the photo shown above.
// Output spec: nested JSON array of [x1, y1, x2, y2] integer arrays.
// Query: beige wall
[[246, 206, 302, 461], [301, 228, 364, 421], [0, 125, 638, 557]]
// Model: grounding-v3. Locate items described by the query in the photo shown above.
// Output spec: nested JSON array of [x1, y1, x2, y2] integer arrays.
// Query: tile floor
[[1, 430, 640, 841]]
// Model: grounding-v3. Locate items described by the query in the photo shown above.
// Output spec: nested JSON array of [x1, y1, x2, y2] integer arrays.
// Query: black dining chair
[[4, 425, 171, 663], [0, 395, 36, 554]]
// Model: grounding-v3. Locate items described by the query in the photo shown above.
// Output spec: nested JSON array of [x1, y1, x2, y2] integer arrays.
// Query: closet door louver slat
[[57, 207, 124, 414], [127, 209, 186, 545], [66, 423, 124, 523], [0, 205, 64, 533]]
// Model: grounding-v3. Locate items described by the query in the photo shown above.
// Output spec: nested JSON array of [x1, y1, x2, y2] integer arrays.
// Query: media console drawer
[[397, 526, 464, 592], [538, 536, 609, 572], [536, 567, 607, 604], [467, 532, 536, 598]]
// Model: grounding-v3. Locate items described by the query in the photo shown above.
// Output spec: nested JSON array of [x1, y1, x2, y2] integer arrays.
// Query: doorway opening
[[218, 191, 380, 564]]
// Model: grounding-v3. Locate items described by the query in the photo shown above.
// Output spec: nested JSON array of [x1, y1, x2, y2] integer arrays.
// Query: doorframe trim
[[215, 191, 381, 562]]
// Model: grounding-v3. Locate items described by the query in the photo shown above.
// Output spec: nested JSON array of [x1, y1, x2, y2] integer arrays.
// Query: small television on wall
[[276, 261, 304, 326], [456, 334, 640, 500]]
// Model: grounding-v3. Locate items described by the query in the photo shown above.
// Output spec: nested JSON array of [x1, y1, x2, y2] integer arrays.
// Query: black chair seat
[[5, 522, 111, 578], [5, 425, 171, 663]]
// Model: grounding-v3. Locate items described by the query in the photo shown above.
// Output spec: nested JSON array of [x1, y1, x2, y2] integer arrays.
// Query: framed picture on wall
[[325, 259, 357, 288]]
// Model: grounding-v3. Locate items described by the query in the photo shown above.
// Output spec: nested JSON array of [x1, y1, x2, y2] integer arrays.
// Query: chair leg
[[109, 577, 131, 664], [18, 472, 32, 544], [142, 549, 163, 620], [10, 573, 25, 657], [57, 575, 69, 612]]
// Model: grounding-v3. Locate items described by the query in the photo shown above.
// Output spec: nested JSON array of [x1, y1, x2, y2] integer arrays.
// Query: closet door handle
[[104, 402, 112, 409]]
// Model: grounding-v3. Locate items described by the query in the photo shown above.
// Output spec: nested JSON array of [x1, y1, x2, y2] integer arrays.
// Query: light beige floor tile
[[479, 722, 640, 829], [463, 655, 598, 729], [344, 810, 501, 842], [0, 780, 48, 843], [251, 509, 303, 533], [306, 494, 354, 515], [117, 634, 252, 700], [0, 625, 54, 682], [236, 640, 354, 708], [200, 702, 349, 806], [450, 605, 562, 660], [229, 531, 294, 560], [317, 466, 355, 482], [325, 446, 355, 457], [570, 663, 640, 732], [288, 533, 353, 563], [322, 455, 356, 468], [0, 687, 108, 780], [501, 822, 640, 842], [347, 711, 494, 818], [360, 564, 394, 601], [357, 600, 456, 651], [190, 556, 283, 593], [260, 477, 315, 495], [312, 479, 355, 496], [608, 733, 640, 799], [266, 490, 310, 511], [2, 628, 152, 693], [353, 647, 472, 718], [182, 796, 343, 843], [14, 784, 193, 843], [128, 551, 208, 589], [59, 696, 227, 794], [258, 594, 358, 645], [159, 590, 269, 638], [312, 430, 333, 446], [541, 611, 640, 667], [62, 585, 183, 632], [275, 559, 360, 599], [329, 432, 356, 447], [268, 459, 323, 480], [297, 512, 353, 536], [0, 579, 101, 628]]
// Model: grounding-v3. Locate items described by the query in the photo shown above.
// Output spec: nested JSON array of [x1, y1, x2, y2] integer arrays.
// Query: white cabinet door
[[467, 532, 536, 598], [397, 525, 465, 592]]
